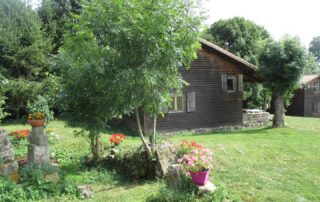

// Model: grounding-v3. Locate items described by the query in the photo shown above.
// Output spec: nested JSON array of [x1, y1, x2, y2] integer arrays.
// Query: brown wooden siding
[[287, 78, 320, 117], [286, 89, 304, 116], [143, 48, 244, 132]]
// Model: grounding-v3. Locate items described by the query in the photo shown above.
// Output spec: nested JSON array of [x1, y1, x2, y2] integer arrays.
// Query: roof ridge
[[199, 38, 257, 71]]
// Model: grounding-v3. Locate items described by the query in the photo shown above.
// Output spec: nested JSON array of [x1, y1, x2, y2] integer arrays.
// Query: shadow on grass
[[60, 155, 156, 193]]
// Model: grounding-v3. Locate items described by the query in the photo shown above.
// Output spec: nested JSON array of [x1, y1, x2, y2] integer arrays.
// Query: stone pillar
[[28, 126, 49, 162]]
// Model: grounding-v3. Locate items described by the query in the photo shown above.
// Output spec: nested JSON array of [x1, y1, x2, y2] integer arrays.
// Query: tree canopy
[[204, 17, 270, 65], [259, 36, 308, 127], [0, 0, 51, 79], [60, 0, 203, 160]]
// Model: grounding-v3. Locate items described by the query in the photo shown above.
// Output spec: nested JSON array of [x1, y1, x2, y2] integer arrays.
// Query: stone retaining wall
[[242, 112, 269, 128]]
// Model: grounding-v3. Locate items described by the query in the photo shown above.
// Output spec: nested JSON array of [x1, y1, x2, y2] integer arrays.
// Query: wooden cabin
[[125, 39, 261, 133], [287, 75, 320, 117]]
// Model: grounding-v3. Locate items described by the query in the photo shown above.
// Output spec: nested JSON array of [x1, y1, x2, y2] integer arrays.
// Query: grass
[[1, 116, 319, 201]]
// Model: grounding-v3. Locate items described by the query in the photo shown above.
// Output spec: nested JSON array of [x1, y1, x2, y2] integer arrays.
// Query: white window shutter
[[187, 92, 196, 112], [238, 74, 243, 92], [221, 74, 227, 92]]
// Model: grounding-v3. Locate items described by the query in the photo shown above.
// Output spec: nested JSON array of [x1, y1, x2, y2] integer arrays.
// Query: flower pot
[[28, 119, 45, 127], [189, 170, 209, 186]]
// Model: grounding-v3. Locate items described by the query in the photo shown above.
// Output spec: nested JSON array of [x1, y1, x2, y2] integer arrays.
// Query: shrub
[[0, 176, 27, 202], [102, 145, 156, 180], [19, 162, 80, 200]]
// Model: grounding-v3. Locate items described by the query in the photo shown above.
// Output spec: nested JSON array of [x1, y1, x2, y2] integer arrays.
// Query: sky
[[202, 0, 320, 47], [29, 0, 320, 47]]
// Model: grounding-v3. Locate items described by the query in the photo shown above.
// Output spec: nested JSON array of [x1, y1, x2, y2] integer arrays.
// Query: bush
[[18, 162, 80, 200], [102, 145, 156, 180], [0, 176, 27, 202]]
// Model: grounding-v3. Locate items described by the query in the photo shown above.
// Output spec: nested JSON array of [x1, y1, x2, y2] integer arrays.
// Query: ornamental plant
[[177, 140, 213, 172], [27, 95, 54, 123], [10, 129, 30, 139], [109, 134, 126, 145]]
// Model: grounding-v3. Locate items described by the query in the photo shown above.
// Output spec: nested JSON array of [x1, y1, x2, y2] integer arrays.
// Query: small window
[[168, 92, 186, 113], [222, 74, 237, 92]]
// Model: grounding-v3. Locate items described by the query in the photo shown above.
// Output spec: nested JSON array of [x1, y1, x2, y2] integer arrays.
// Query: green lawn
[[1, 116, 320, 202]]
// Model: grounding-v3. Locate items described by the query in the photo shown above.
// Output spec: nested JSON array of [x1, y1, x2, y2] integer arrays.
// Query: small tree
[[60, 0, 203, 160], [259, 36, 308, 127]]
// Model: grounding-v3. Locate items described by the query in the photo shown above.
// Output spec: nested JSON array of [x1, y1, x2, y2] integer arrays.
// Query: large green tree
[[0, 0, 51, 79], [203, 17, 272, 109], [38, 0, 81, 54], [259, 36, 308, 127], [60, 0, 203, 160]]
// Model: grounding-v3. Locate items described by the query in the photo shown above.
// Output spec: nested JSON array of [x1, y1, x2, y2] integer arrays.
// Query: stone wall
[[242, 111, 270, 128]]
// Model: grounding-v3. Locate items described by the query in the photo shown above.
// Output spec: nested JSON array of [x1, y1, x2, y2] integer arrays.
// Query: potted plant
[[177, 140, 213, 186], [27, 95, 54, 127]]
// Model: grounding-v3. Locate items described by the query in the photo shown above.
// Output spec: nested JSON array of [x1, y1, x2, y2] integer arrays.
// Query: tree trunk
[[151, 116, 157, 153], [272, 92, 285, 128], [135, 108, 153, 158], [89, 129, 103, 162], [263, 92, 268, 111]]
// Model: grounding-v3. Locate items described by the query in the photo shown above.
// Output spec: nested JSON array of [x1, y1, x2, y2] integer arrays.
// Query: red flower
[[109, 133, 126, 145], [10, 130, 30, 139]]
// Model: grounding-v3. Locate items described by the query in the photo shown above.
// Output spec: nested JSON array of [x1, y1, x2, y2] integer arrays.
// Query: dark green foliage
[[205, 17, 270, 65], [103, 145, 156, 180], [19, 162, 80, 200], [0, 0, 51, 79], [38, 0, 82, 53], [309, 36, 320, 63], [259, 37, 308, 94], [0, 176, 27, 202], [0, 162, 79, 201], [3, 76, 62, 120], [4, 78, 41, 119]]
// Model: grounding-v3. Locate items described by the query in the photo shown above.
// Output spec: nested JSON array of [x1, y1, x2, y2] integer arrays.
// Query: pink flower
[[187, 161, 194, 167]]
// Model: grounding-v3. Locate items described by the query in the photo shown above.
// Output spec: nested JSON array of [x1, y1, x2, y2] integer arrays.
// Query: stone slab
[[155, 142, 177, 176], [197, 181, 217, 194], [28, 144, 50, 162], [0, 160, 19, 176], [0, 130, 15, 162], [165, 164, 186, 191]]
